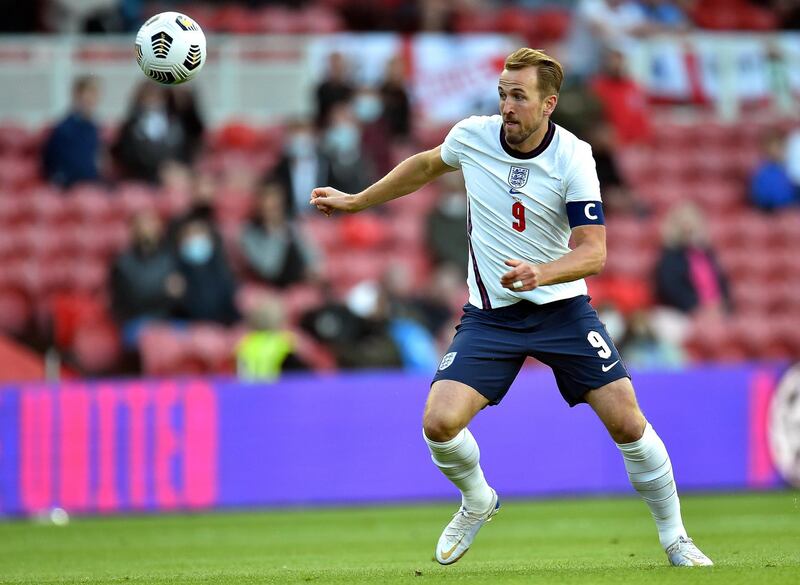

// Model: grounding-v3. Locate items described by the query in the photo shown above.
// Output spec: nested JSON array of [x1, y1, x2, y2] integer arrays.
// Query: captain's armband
[[566, 201, 605, 228]]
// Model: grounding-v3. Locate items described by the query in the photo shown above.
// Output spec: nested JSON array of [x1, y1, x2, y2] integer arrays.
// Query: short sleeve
[[440, 119, 468, 169], [564, 142, 602, 203]]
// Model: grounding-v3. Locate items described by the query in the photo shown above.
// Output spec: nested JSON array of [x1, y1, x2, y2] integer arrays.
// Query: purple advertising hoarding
[[0, 365, 785, 516]]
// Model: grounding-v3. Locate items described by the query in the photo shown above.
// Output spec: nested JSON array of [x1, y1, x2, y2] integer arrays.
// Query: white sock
[[616, 422, 688, 549], [424, 428, 494, 513]]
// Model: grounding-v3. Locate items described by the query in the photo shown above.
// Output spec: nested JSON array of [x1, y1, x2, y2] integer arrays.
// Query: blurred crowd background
[[0, 0, 799, 380]]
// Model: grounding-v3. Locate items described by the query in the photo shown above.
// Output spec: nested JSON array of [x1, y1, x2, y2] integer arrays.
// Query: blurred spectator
[[43, 76, 103, 188], [380, 56, 412, 139], [110, 210, 177, 348], [550, 82, 604, 139], [783, 126, 800, 188], [590, 48, 652, 145], [619, 310, 686, 369], [772, 0, 800, 30], [315, 52, 355, 128], [749, 128, 799, 212], [426, 173, 469, 276], [637, 0, 690, 29], [112, 82, 188, 183], [654, 202, 731, 315], [44, 0, 123, 33], [355, 87, 393, 175], [240, 180, 321, 289], [566, 0, 651, 79], [168, 86, 206, 164], [236, 296, 306, 381], [381, 262, 461, 353], [300, 295, 403, 369], [172, 219, 239, 324], [272, 120, 333, 217], [587, 123, 650, 216], [167, 173, 219, 245], [322, 102, 373, 193], [346, 278, 433, 371]]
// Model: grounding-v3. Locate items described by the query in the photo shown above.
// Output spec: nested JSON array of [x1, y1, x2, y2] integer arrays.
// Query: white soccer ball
[[135, 12, 206, 85]]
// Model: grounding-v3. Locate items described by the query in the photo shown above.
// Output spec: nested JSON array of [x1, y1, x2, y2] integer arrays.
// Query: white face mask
[[141, 110, 168, 141], [353, 95, 383, 123], [324, 123, 360, 154], [181, 234, 213, 265]]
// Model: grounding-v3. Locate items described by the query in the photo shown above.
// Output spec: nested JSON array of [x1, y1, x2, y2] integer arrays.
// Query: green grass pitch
[[0, 491, 797, 584]]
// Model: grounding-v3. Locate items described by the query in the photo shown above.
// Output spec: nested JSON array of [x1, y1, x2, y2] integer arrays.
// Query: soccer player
[[310, 48, 712, 567]]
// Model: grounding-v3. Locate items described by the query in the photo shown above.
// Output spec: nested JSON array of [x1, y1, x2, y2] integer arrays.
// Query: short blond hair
[[504, 48, 564, 97]]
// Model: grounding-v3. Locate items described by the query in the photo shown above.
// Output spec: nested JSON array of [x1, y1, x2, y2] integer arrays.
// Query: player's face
[[498, 67, 554, 147]]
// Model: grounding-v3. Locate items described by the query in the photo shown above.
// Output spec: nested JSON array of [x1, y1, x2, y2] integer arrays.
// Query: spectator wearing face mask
[[379, 55, 411, 140], [354, 87, 392, 175], [426, 173, 469, 277], [315, 52, 355, 128], [167, 172, 221, 246], [112, 81, 187, 183], [240, 180, 321, 289], [110, 209, 179, 348], [172, 219, 239, 324], [272, 120, 333, 218], [322, 102, 373, 194]]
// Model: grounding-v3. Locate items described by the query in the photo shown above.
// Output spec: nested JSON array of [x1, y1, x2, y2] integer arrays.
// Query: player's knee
[[611, 415, 647, 444], [422, 411, 464, 443]]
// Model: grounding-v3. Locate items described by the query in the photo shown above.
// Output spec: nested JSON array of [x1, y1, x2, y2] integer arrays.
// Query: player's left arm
[[500, 224, 606, 291]]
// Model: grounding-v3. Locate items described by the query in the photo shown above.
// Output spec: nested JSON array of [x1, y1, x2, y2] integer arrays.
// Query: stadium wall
[[0, 365, 787, 517]]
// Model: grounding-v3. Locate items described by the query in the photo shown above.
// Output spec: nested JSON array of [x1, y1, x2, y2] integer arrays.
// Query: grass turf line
[[0, 491, 797, 584]]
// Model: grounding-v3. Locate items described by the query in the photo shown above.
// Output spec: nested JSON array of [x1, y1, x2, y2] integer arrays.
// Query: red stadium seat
[[301, 216, 342, 248], [186, 323, 238, 373], [290, 327, 336, 371], [339, 214, 390, 249], [71, 320, 121, 374], [67, 185, 115, 222], [0, 154, 40, 189], [50, 293, 108, 350], [0, 123, 38, 154], [530, 8, 572, 42], [0, 288, 32, 335], [138, 325, 189, 376], [300, 5, 345, 33], [390, 214, 426, 249]]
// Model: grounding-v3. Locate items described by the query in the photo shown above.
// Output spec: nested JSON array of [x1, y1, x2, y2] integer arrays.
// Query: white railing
[[0, 35, 313, 127], [1, 32, 799, 128]]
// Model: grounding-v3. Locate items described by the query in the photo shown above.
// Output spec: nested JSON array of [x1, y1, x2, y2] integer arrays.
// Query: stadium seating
[[1, 107, 799, 375]]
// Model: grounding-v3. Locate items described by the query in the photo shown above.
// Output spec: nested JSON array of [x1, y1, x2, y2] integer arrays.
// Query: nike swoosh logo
[[602, 360, 620, 373], [439, 536, 465, 560]]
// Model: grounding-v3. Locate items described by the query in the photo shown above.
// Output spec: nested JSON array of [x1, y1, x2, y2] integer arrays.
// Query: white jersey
[[440, 114, 602, 309]]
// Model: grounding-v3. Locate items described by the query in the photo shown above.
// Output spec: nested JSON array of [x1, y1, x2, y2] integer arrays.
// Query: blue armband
[[566, 201, 605, 228]]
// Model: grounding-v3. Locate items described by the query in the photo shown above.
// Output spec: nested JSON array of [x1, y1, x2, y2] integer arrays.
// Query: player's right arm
[[310, 146, 456, 216]]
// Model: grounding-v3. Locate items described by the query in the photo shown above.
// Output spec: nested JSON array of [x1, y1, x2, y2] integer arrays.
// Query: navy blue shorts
[[432, 296, 630, 407]]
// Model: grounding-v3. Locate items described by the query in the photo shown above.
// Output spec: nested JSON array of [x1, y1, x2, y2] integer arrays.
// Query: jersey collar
[[499, 118, 555, 160]]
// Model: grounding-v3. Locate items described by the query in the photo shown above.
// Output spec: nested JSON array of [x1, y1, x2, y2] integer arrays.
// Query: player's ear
[[543, 94, 558, 117]]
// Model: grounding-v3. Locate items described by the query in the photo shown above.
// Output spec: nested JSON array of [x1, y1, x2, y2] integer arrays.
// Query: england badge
[[508, 166, 529, 189]]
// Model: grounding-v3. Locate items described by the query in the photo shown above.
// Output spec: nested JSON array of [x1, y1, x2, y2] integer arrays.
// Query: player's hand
[[500, 259, 543, 292], [309, 187, 362, 216]]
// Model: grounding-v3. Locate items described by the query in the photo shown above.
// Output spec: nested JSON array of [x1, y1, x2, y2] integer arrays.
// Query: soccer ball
[[135, 12, 206, 85]]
